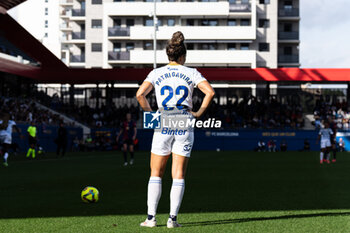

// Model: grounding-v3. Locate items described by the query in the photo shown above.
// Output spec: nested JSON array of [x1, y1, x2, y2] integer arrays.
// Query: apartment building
[[59, 0, 300, 69]]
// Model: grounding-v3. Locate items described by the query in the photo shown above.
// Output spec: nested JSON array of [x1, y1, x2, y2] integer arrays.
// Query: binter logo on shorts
[[143, 111, 162, 129]]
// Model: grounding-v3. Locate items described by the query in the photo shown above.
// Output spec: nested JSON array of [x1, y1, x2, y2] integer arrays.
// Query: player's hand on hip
[[190, 111, 199, 118]]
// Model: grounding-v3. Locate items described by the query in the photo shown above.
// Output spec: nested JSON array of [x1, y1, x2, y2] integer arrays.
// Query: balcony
[[108, 27, 130, 37], [70, 54, 85, 63], [278, 31, 299, 40], [105, 2, 229, 16], [72, 9, 85, 17], [108, 51, 130, 61], [278, 8, 299, 17], [130, 26, 255, 40], [72, 31, 85, 40], [229, 3, 251, 12], [278, 55, 299, 63], [129, 50, 256, 67], [60, 9, 71, 17], [60, 0, 73, 5], [60, 23, 72, 31]]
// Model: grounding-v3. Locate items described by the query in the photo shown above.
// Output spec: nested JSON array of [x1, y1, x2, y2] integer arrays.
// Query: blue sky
[[301, 0, 350, 68]]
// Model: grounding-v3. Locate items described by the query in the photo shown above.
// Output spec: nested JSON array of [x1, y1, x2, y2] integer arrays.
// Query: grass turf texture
[[1, 151, 350, 232]]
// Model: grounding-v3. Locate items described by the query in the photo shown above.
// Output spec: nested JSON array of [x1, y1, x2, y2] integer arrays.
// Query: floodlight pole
[[153, 0, 157, 69]]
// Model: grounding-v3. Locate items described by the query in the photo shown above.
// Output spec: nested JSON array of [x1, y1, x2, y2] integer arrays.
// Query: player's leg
[[122, 143, 128, 166], [332, 143, 336, 162], [2, 143, 10, 166], [141, 132, 172, 227], [167, 130, 193, 228], [168, 153, 189, 228], [129, 143, 134, 165], [140, 153, 169, 227], [26, 138, 33, 158]]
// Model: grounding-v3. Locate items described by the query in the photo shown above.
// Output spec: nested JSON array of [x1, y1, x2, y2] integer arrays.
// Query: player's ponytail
[[166, 31, 186, 62]]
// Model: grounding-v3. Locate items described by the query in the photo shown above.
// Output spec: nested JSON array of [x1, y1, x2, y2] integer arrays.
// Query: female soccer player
[[136, 31, 215, 228]]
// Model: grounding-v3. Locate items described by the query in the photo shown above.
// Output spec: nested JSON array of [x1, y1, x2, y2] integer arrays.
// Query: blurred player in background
[[26, 121, 37, 159], [317, 121, 333, 164], [0, 113, 20, 166], [329, 117, 337, 162], [339, 138, 345, 152], [56, 122, 68, 157], [116, 113, 137, 166], [136, 31, 215, 228]]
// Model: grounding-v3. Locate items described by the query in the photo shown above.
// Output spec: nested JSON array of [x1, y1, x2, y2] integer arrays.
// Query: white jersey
[[319, 128, 333, 141], [145, 65, 206, 110], [0, 120, 16, 136]]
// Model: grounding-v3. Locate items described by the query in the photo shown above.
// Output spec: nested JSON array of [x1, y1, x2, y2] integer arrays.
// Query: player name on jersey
[[155, 72, 192, 86]]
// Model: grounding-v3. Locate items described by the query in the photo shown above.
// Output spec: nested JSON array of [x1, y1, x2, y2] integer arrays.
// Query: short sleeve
[[144, 69, 156, 86], [193, 69, 206, 87]]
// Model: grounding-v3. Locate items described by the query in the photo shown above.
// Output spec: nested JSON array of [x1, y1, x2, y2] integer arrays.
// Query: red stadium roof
[[1, 11, 350, 83]]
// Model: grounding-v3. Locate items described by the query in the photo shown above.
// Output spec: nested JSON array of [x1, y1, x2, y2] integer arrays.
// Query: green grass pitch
[[1, 150, 350, 232]]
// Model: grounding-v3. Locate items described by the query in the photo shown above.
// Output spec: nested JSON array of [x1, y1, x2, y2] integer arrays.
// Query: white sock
[[147, 176, 162, 216], [170, 179, 185, 217], [4, 152, 8, 162], [320, 152, 324, 161]]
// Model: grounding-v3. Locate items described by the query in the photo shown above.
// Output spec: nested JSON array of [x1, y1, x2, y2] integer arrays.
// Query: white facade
[[8, 0, 300, 69], [8, 0, 61, 58], [58, 0, 299, 69]]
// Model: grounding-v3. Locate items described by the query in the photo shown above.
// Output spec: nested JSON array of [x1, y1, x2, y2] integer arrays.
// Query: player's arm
[[136, 81, 153, 112], [191, 81, 215, 118]]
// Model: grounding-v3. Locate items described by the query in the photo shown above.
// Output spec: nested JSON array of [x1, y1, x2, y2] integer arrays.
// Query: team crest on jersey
[[143, 111, 161, 129]]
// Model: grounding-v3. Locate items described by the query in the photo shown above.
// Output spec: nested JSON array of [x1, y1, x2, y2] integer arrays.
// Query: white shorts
[[151, 111, 194, 157], [321, 139, 331, 149], [0, 134, 12, 145]]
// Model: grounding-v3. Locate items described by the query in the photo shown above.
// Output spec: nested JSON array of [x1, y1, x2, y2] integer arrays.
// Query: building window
[[229, 0, 236, 3], [199, 44, 217, 50], [227, 43, 236, 50], [227, 19, 236, 26], [126, 19, 134, 27], [113, 0, 121, 2], [186, 19, 194, 26], [259, 0, 270, 4], [113, 43, 121, 52], [45, 0, 48, 2], [186, 43, 194, 50], [284, 23, 292, 32], [241, 0, 249, 3], [259, 43, 269, 51], [126, 43, 135, 51], [240, 43, 249, 50], [240, 19, 250, 26], [201, 19, 218, 26], [91, 19, 102, 28], [168, 19, 175, 26], [44, 33, 48, 37], [45, 8, 48, 15], [45, 20, 48, 28], [92, 0, 102, 4], [144, 42, 153, 50], [113, 19, 121, 27], [258, 19, 269, 28], [145, 19, 154, 26], [284, 46, 292, 55], [91, 43, 102, 52]]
